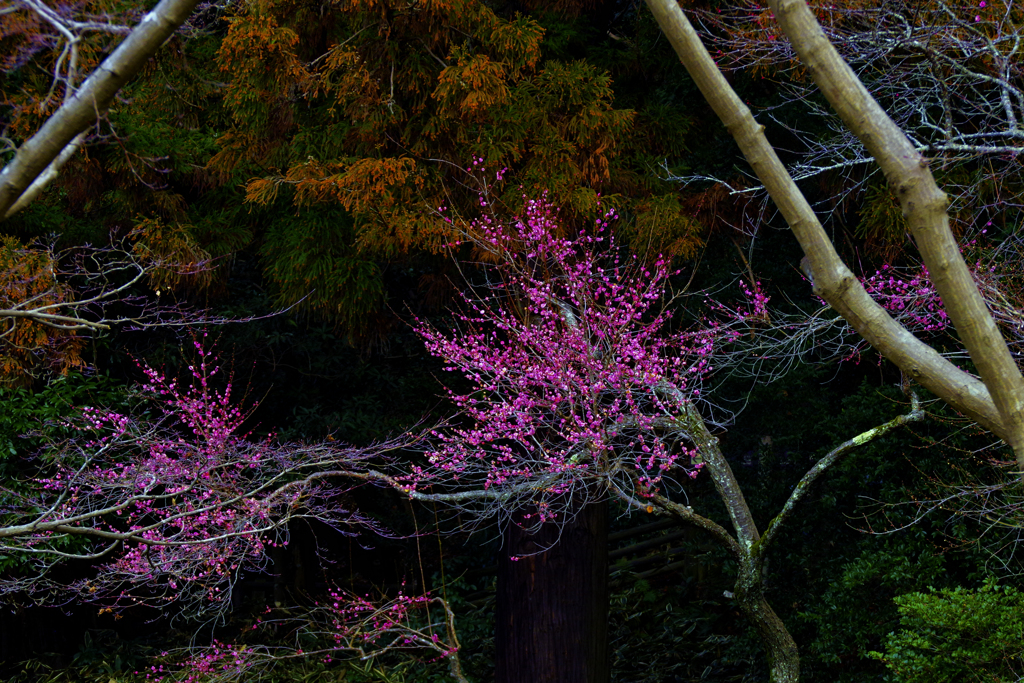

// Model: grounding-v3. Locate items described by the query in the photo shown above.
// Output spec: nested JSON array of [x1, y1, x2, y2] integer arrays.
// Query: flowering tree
[[402, 189, 924, 683], [0, 335, 479, 682], [404, 192, 713, 683], [0, 339, 468, 678], [408, 195, 709, 524], [149, 590, 466, 683], [139, 589, 464, 683], [0, 342, 396, 615]]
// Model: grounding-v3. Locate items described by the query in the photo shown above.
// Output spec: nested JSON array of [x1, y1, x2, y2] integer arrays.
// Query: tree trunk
[[736, 583, 800, 683], [496, 500, 609, 683], [642, 0, 1024, 466]]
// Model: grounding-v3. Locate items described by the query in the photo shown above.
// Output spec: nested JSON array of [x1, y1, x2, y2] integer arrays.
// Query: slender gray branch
[[755, 394, 925, 572]]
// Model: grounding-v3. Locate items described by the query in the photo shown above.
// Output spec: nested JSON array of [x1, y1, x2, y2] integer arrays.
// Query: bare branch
[[644, 0, 1024, 466], [0, 0, 202, 218]]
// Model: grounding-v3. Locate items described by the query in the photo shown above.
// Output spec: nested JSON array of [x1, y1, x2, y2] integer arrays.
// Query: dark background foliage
[[2, 0, 1021, 681]]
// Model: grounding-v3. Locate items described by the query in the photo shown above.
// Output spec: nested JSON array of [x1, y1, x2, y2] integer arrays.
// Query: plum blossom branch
[[0, 342, 414, 621], [406, 190, 722, 531], [706, 248, 1024, 387], [148, 590, 467, 683]]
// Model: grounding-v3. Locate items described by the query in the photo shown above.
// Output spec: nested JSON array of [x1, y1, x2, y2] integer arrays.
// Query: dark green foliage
[[7, 630, 158, 683], [609, 578, 751, 682], [260, 206, 384, 331], [870, 580, 1024, 682], [0, 373, 136, 573], [802, 530, 950, 678], [0, 371, 132, 463]]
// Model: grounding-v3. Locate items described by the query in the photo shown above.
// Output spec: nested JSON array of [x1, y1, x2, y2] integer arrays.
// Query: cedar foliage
[[0, 238, 84, 384], [1, 0, 706, 354], [211, 0, 704, 328]]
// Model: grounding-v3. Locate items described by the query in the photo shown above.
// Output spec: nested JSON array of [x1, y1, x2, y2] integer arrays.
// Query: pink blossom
[[411, 191, 715, 528]]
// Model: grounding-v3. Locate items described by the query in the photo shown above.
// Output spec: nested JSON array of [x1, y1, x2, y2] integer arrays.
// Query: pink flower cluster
[[412, 193, 714, 523], [862, 264, 949, 334], [6, 339, 391, 621], [147, 589, 460, 682], [28, 343, 283, 614]]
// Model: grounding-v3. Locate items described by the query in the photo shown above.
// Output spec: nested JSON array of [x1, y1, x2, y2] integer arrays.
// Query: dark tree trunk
[[736, 587, 800, 683], [496, 500, 609, 683]]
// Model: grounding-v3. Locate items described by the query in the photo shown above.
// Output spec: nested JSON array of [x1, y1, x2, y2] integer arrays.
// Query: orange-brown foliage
[[0, 238, 84, 385]]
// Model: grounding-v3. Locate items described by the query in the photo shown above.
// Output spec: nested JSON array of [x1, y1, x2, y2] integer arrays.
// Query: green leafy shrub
[[870, 579, 1024, 682]]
